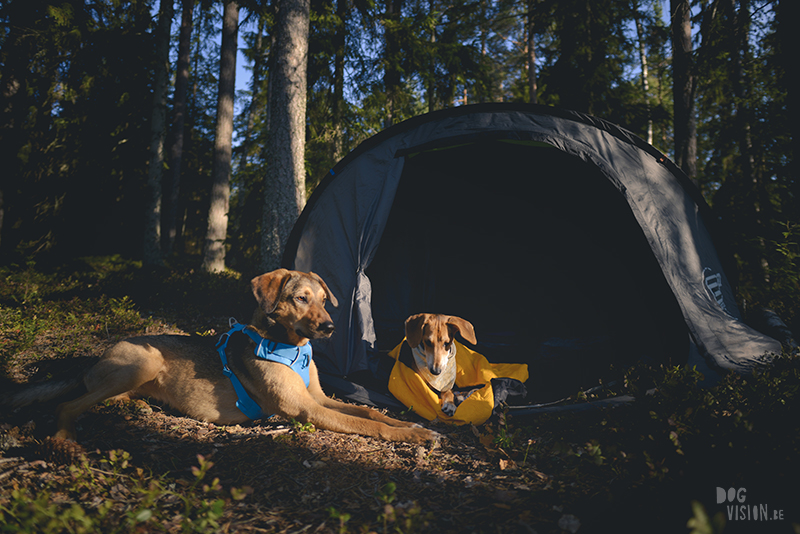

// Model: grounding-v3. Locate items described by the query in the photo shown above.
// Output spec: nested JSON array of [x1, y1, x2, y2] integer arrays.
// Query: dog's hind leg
[[55, 341, 165, 441]]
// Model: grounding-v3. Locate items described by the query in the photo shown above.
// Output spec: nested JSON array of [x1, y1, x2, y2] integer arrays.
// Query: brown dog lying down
[[404, 313, 478, 416], [9, 269, 437, 444]]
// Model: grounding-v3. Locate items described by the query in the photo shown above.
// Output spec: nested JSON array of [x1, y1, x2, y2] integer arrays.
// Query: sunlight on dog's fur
[[404, 313, 477, 416], [11, 269, 438, 444]]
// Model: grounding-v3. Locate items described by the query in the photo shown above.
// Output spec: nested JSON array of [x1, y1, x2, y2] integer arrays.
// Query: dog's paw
[[404, 426, 441, 444], [421, 428, 442, 444], [441, 401, 457, 416]]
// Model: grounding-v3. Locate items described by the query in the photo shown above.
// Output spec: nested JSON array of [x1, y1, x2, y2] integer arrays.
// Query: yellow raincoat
[[388, 339, 528, 425]]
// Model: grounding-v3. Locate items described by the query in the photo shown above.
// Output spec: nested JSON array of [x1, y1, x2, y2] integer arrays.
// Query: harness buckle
[[215, 331, 231, 350]]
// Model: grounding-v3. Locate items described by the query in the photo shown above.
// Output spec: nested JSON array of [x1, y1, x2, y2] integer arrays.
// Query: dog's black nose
[[319, 321, 335, 335]]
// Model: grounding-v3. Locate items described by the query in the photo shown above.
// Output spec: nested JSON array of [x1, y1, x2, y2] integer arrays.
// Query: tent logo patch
[[703, 268, 729, 314]]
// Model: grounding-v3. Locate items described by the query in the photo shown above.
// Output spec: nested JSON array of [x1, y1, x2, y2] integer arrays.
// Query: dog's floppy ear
[[251, 269, 293, 314], [309, 271, 338, 308], [446, 316, 477, 345], [405, 313, 428, 348]]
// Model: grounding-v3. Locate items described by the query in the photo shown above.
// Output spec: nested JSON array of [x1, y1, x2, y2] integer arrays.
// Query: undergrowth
[[0, 451, 250, 533], [1, 258, 799, 533]]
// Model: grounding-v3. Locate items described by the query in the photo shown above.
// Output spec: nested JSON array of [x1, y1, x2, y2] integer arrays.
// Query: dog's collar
[[216, 319, 313, 420], [410, 341, 457, 393]]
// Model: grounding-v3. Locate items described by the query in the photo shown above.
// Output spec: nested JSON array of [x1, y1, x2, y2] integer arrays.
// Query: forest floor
[[1, 259, 799, 533]]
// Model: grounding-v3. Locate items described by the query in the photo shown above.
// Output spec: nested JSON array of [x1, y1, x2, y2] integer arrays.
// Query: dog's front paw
[[441, 401, 457, 416]]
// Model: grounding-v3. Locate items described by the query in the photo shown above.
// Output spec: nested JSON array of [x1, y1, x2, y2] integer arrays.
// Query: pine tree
[[261, 0, 311, 271], [163, 0, 195, 255], [202, 0, 240, 272], [670, 0, 697, 182], [144, 0, 174, 267]]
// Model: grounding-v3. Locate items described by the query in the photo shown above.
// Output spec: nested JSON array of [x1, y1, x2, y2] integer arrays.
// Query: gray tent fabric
[[284, 104, 783, 388]]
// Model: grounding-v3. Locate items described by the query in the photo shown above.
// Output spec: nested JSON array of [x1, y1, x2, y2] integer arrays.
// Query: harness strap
[[215, 319, 314, 420], [216, 322, 266, 420]]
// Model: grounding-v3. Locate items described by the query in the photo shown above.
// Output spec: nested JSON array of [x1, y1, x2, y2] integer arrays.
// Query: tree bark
[[163, 0, 194, 255], [144, 0, 174, 266], [260, 0, 310, 272], [333, 0, 348, 160], [202, 0, 239, 272], [241, 15, 266, 170], [527, 0, 538, 105], [670, 0, 697, 182], [384, 0, 403, 127], [633, 0, 652, 145], [776, 0, 799, 214], [427, 0, 437, 111]]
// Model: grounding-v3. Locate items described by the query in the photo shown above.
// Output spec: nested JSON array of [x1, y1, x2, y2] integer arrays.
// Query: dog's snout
[[429, 364, 442, 376], [319, 321, 335, 335]]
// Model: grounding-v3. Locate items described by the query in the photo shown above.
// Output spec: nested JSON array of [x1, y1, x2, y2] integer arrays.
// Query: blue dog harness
[[215, 319, 313, 420]]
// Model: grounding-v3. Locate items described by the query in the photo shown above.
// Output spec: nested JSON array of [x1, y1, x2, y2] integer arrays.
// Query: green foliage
[[686, 500, 726, 534], [290, 419, 317, 433], [0, 451, 249, 533], [743, 222, 800, 332], [0, 259, 251, 372], [0, 262, 155, 368], [492, 409, 521, 450], [327, 506, 352, 534]]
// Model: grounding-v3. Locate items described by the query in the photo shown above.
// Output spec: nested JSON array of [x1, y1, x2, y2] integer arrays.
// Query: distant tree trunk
[[670, 0, 697, 182], [731, 0, 754, 188], [162, 0, 194, 255], [260, 0, 310, 272], [241, 16, 266, 169], [202, 0, 239, 272], [333, 0, 348, 160], [731, 0, 770, 282], [527, 0, 538, 104], [384, 0, 403, 127], [144, 0, 174, 267], [775, 0, 799, 213], [427, 0, 436, 111], [633, 0, 652, 144]]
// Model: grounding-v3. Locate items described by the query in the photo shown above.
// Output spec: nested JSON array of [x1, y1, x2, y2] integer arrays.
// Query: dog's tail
[[1, 356, 97, 409]]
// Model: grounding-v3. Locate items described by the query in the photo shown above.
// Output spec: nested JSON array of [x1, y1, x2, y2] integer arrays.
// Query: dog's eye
[[295, 296, 308, 304]]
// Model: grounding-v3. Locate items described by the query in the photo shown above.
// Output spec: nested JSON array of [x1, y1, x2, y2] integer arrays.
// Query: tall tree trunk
[[202, 0, 239, 272], [731, 0, 754, 188], [144, 0, 174, 266], [527, 0, 538, 105], [241, 16, 266, 169], [163, 0, 194, 255], [633, 0, 652, 144], [670, 0, 697, 182], [731, 0, 769, 282], [384, 0, 403, 127], [260, 0, 310, 271], [776, 0, 799, 216], [333, 0, 347, 160], [427, 0, 436, 111]]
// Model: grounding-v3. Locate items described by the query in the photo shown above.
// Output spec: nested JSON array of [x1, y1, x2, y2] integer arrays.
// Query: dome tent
[[282, 103, 786, 405]]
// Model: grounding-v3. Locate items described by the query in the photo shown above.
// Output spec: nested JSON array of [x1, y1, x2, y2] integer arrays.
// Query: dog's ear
[[251, 269, 293, 314], [404, 314, 428, 348], [446, 316, 477, 345], [309, 271, 338, 308]]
